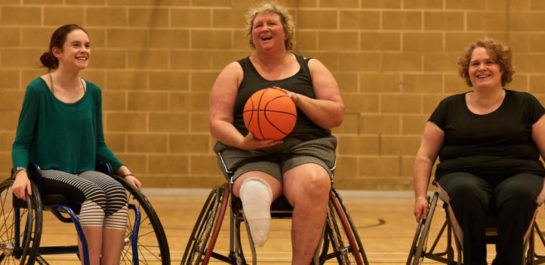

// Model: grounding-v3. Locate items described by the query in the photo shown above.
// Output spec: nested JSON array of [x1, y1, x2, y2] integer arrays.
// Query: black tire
[[406, 192, 439, 265], [0, 179, 43, 265], [332, 189, 369, 265], [406, 215, 425, 265], [317, 189, 367, 265], [113, 175, 170, 265], [181, 184, 229, 265]]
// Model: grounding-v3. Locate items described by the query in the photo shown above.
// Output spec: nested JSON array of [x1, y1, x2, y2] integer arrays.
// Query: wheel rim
[[117, 178, 169, 265], [182, 185, 226, 265], [0, 179, 41, 265]]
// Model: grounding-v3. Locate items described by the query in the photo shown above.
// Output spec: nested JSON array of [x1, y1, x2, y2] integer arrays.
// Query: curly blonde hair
[[458, 38, 514, 87], [245, 1, 295, 50]]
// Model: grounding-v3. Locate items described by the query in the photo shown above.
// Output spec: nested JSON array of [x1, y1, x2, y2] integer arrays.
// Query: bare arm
[[413, 121, 444, 221], [285, 59, 344, 130], [532, 115, 545, 160], [209, 62, 279, 150]]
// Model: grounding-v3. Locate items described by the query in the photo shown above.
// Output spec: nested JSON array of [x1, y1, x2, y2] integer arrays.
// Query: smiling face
[[251, 12, 288, 51], [468, 47, 504, 89], [53, 29, 90, 70]]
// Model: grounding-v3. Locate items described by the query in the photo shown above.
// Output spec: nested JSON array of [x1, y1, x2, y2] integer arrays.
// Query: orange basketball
[[243, 88, 297, 140]]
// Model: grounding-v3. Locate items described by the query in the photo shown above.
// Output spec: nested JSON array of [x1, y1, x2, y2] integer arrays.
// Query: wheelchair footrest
[[38, 246, 79, 255], [211, 252, 237, 264]]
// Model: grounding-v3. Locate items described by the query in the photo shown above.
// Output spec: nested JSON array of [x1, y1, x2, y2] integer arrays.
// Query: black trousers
[[437, 172, 543, 265]]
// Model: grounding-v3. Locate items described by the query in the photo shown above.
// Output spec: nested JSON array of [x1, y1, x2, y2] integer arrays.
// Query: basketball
[[243, 88, 297, 141]]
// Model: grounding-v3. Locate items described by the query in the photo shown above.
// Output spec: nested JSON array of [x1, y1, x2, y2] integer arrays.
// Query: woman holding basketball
[[209, 2, 344, 264]]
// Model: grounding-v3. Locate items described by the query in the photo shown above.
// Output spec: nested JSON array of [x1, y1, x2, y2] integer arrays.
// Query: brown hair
[[457, 38, 514, 87], [245, 1, 295, 50], [40, 24, 88, 70]]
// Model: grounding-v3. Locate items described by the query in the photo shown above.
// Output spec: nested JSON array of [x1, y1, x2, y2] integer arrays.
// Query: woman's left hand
[[273, 86, 298, 102], [117, 166, 142, 190], [125, 175, 142, 190]]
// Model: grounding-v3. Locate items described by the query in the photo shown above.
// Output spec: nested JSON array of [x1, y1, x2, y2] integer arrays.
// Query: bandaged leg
[[240, 177, 273, 247]]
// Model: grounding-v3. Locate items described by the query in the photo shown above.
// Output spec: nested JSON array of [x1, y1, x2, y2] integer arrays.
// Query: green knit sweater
[[12, 77, 122, 174]]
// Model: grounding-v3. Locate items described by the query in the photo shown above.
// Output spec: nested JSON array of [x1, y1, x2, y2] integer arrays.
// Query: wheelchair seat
[[0, 163, 170, 265], [231, 194, 293, 219], [407, 191, 545, 265], [182, 152, 369, 265]]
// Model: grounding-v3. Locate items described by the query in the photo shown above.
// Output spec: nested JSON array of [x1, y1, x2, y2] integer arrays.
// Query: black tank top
[[233, 53, 331, 141]]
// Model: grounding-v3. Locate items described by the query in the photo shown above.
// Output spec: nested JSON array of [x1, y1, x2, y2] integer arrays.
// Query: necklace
[[467, 90, 505, 114], [49, 72, 85, 94]]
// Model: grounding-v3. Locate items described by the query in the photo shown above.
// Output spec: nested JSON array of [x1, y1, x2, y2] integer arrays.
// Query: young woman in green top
[[11, 24, 142, 265]]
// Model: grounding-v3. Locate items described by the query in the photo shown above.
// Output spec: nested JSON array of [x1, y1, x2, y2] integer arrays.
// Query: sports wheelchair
[[407, 190, 545, 265], [0, 162, 170, 265], [181, 154, 369, 265]]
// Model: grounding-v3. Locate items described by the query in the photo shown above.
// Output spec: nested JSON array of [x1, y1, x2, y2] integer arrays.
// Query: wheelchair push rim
[[114, 175, 170, 265], [181, 183, 229, 265], [0, 179, 43, 265], [406, 192, 439, 265], [316, 190, 365, 265]]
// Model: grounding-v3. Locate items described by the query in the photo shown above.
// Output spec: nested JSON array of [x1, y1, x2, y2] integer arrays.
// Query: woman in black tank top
[[209, 3, 344, 264]]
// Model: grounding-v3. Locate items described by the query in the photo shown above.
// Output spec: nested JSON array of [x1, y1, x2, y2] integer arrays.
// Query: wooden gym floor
[[38, 189, 545, 264]]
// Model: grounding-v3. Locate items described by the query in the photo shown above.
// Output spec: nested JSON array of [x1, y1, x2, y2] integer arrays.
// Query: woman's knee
[[233, 172, 282, 199], [284, 165, 331, 204], [84, 184, 108, 209], [79, 184, 108, 226], [438, 172, 492, 207], [495, 173, 543, 206], [104, 182, 128, 216], [307, 172, 331, 194]]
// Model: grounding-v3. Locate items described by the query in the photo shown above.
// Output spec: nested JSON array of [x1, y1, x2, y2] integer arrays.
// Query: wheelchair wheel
[[406, 192, 439, 265], [113, 176, 170, 265], [0, 179, 43, 265], [182, 183, 229, 265], [316, 189, 368, 265]]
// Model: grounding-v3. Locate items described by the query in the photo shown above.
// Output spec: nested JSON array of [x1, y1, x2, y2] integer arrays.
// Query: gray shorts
[[214, 136, 337, 183]]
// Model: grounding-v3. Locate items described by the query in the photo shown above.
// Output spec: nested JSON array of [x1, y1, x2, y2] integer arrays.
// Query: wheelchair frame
[[407, 191, 545, 265], [0, 163, 170, 265], [181, 153, 369, 265]]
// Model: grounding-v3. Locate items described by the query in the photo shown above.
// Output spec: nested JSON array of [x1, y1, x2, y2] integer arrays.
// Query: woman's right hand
[[413, 197, 429, 222], [12, 170, 32, 200], [240, 132, 282, 150]]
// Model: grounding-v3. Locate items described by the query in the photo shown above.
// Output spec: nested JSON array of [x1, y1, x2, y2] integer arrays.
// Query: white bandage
[[239, 177, 273, 247]]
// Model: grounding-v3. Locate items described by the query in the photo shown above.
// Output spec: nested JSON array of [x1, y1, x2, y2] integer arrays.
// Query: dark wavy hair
[[457, 38, 514, 87], [40, 24, 88, 70]]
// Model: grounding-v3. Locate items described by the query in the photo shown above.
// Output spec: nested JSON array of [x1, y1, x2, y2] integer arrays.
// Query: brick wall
[[1, 0, 545, 190]]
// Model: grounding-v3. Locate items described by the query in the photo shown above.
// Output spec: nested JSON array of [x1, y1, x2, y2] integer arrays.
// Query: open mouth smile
[[476, 73, 491, 79]]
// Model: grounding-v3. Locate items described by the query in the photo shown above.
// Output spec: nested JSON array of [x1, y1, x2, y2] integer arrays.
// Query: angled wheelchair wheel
[[406, 192, 439, 265], [0, 179, 43, 265], [315, 189, 368, 265], [181, 183, 229, 265], [528, 222, 545, 265], [113, 176, 170, 265]]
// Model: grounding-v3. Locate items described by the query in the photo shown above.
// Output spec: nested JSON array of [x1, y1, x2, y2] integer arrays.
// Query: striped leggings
[[41, 169, 128, 230]]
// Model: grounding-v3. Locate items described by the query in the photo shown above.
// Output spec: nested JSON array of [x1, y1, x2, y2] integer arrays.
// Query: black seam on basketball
[[246, 98, 256, 128], [263, 96, 296, 116], [257, 90, 266, 139], [262, 95, 296, 136], [264, 114, 290, 135]]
